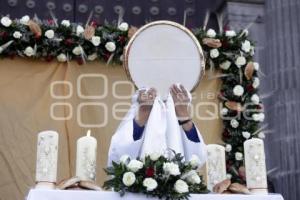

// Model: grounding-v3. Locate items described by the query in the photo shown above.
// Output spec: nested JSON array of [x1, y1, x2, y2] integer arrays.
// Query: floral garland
[[0, 15, 264, 184], [104, 152, 208, 200]]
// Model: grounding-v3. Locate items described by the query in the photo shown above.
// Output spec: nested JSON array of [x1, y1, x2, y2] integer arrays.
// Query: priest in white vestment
[[108, 84, 207, 167]]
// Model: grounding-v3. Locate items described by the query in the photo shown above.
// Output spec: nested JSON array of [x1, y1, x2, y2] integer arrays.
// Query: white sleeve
[[181, 124, 207, 167], [107, 120, 144, 166]]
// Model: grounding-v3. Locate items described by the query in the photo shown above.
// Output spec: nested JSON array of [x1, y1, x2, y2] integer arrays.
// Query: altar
[[27, 189, 284, 200]]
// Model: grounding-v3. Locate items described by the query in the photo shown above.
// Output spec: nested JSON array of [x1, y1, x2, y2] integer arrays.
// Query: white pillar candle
[[35, 130, 59, 188], [206, 144, 227, 191], [76, 130, 97, 181], [244, 138, 268, 194]]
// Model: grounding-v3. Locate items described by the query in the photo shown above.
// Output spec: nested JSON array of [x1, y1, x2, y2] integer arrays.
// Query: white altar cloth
[[27, 189, 284, 200]]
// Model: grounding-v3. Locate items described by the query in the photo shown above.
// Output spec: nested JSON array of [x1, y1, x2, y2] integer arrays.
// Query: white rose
[[118, 22, 129, 31], [186, 172, 201, 184], [230, 119, 239, 128], [13, 31, 22, 39], [252, 113, 265, 122], [91, 36, 101, 46], [150, 152, 161, 161], [189, 155, 200, 168], [127, 160, 143, 172], [225, 30, 236, 37], [242, 131, 251, 139], [120, 155, 130, 164], [235, 56, 246, 67], [122, 172, 136, 187], [72, 46, 82, 55], [253, 62, 260, 71], [61, 20, 71, 27], [1, 16, 12, 27], [253, 77, 260, 88], [235, 152, 243, 161], [206, 29, 216, 38], [76, 25, 84, 36], [241, 40, 251, 52], [45, 30, 55, 39], [233, 85, 244, 96], [251, 94, 260, 104], [210, 49, 219, 58], [105, 42, 116, 52], [143, 178, 158, 191], [258, 132, 265, 139], [57, 53, 67, 62], [221, 108, 228, 116], [87, 53, 98, 61], [225, 144, 232, 152], [24, 46, 35, 57], [220, 60, 231, 70], [163, 162, 180, 176], [174, 180, 189, 194], [20, 15, 30, 25]]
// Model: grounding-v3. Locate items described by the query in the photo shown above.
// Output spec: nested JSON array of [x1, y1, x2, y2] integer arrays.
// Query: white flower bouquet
[[104, 151, 208, 200]]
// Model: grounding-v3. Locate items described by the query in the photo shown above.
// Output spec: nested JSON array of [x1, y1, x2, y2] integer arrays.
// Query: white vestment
[[108, 92, 207, 167]]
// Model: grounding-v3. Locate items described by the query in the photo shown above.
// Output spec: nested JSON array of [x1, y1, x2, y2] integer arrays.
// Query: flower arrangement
[[103, 151, 208, 200]]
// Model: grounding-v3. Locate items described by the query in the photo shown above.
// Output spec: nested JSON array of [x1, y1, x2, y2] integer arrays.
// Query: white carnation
[[127, 160, 143, 172], [230, 119, 239, 128], [87, 53, 98, 61], [143, 178, 158, 191], [253, 77, 260, 88], [189, 155, 200, 168], [76, 25, 84, 36], [57, 53, 67, 62], [72, 46, 82, 55], [258, 132, 265, 139], [174, 180, 189, 194], [210, 49, 219, 58], [235, 56, 246, 67], [225, 30, 236, 37], [241, 40, 251, 53], [225, 144, 232, 152], [20, 15, 30, 25], [120, 155, 130, 164], [253, 62, 260, 71], [24, 46, 35, 57], [235, 152, 243, 161], [91, 36, 101, 46], [221, 108, 229, 116], [13, 31, 22, 39], [220, 60, 231, 70], [206, 29, 216, 38], [186, 171, 201, 184], [150, 152, 161, 161], [45, 29, 55, 39], [1, 16, 12, 27], [242, 131, 251, 139], [251, 94, 260, 104], [118, 22, 129, 31], [61, 20, 71, 27], [163, 162, 180, 176], [233, 85, 244, 96], [122, 172, 136, 187], [105, 42, 116, 52]]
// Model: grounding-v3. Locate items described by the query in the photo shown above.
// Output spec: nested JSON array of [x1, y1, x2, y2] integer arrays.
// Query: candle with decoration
[[244, 138, 268, 194], [206, 144, 227, 191], [76, 130, 97, 181], [35, 130, 59, 189]]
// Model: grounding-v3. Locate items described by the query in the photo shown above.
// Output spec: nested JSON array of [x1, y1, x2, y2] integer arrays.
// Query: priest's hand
[[170, 84, 193, 131], [135, 88, 157, 126]]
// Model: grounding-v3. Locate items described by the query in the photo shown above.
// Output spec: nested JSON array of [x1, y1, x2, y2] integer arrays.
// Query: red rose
[[246, 84, 254, 93], [146, 167, 155, 177], [47, 19, 54, 25], [118, 35, 126, 43], [76, 58, 84, 65], [64, 38, 74, 46], [90, 21, 98, 28], [45, 55, 54, 62]]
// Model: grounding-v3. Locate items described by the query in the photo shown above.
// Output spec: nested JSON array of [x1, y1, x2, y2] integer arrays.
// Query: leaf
[[244, 62, 254, 80], [225, 101, 244, 112], [28, 20, 42, 37], [202, 38, 222, 48]]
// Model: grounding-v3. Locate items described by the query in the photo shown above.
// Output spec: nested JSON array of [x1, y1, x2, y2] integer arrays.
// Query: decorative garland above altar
[[0, 15, 264, 184]]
